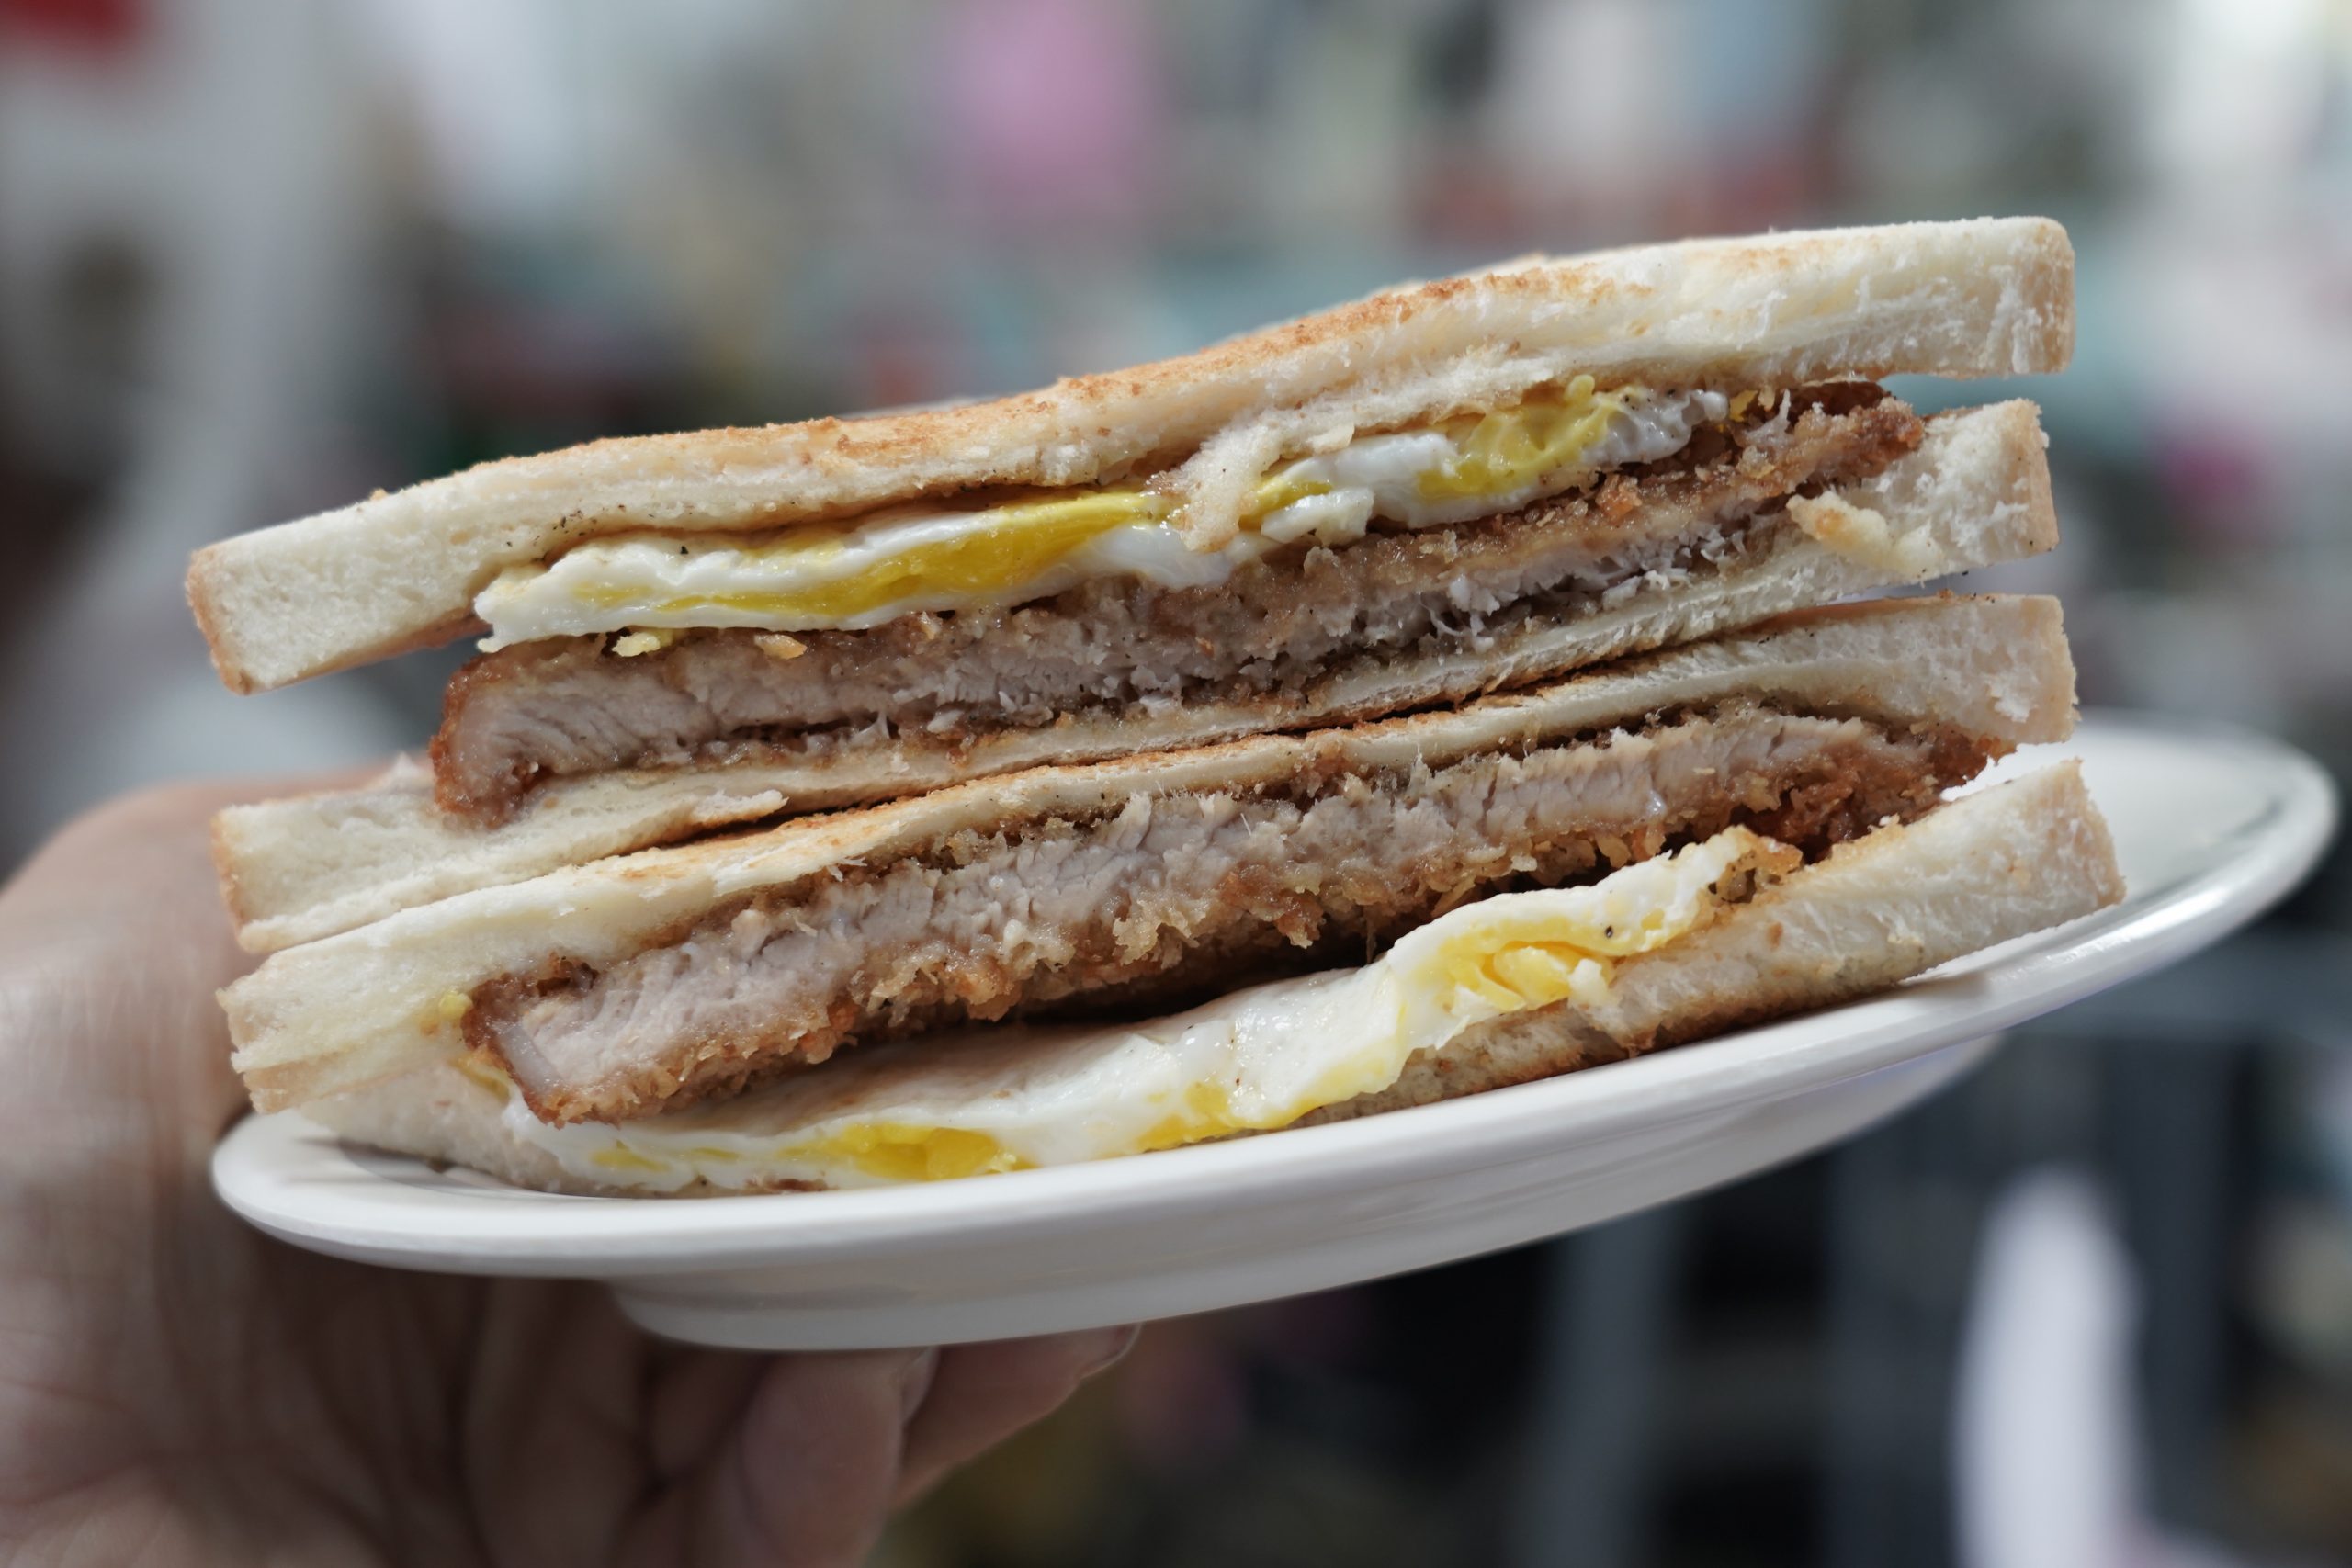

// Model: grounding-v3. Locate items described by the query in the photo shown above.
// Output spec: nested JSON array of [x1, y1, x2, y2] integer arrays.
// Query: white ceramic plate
[[214, 715, 2336, 1349]]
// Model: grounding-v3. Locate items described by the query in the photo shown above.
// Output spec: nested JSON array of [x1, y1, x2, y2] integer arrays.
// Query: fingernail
[[1080, 1324, 1142, 1379], [899, 1348, 940, 1421]]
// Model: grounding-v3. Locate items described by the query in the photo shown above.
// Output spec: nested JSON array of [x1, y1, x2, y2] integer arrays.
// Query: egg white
[[474, 385, 1731, 649]]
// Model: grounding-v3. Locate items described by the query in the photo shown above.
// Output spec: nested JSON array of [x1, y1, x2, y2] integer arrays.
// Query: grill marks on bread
[[432, 387, 1924, 822], [465, 707, 1993, 1123]]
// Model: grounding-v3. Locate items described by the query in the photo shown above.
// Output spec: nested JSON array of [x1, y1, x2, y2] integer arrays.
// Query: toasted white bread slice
[[216, 400, 2058, 953], [221, 592, 2077, 1115], [188, 218, 2072, 694], [298, 763, 2122, 1196]]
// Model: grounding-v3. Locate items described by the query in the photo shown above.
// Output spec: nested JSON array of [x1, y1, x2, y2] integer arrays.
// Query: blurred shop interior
[[4, 0, 2350, 1563]]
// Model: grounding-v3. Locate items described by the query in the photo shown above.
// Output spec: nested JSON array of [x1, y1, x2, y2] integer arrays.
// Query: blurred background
[[4, 0, 2348, 1562]]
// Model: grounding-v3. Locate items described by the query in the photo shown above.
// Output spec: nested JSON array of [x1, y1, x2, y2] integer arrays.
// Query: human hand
[[0, 780, 1134, 1567]]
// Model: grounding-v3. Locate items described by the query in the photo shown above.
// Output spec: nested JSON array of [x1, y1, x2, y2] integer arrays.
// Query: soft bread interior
[[299, 763, 2121, 1196], [216, 399, 2059, 953], [188, 219, 2072, 693], [221, 592, 2076, 1112]]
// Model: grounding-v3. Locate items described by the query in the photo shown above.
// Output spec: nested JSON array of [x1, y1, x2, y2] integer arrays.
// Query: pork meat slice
[[468, 706, 1993, 1123], [435, 387, 1923, 821]]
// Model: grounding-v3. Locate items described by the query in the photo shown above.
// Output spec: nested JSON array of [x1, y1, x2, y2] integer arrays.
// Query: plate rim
[[212, 711, 2339, 1275]]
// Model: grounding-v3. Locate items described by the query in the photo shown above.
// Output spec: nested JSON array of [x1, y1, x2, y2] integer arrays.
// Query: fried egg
[[474, 379, 1732, 649], [487, 826, 1798, 1192]]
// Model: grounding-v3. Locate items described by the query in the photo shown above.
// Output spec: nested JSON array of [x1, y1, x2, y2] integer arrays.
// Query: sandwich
[[198, 217, 2123, 1198], [222, 593, 2112, 1149], [300, 760, 2120, 1194], [193, 218, 2074, 954]]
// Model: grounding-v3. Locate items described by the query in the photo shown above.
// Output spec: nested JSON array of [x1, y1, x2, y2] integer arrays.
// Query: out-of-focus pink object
[[0, 0, 143, 52], [933, 0, 1166, 233]]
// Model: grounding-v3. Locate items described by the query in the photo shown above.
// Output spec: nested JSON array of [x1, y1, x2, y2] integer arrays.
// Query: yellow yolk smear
[[489, 827, 1799, 1193], [472, 378, 1736, 649], [582, 490, 1164, 629]]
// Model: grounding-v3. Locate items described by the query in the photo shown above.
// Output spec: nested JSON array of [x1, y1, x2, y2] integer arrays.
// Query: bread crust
[[187, 219, 2074, 693]]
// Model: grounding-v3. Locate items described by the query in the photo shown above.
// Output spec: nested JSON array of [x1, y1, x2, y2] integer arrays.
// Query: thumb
[[621, 1348, 931, 1568]]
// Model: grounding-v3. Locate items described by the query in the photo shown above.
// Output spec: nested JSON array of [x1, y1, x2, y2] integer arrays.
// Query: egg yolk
[[1136, 1083, 1256, 1154], [585, 491, 1168, 626], [773, 1122, 1033, 1183], [1443, 940, 1602, 1012], [1419, 375, 1625, 502]]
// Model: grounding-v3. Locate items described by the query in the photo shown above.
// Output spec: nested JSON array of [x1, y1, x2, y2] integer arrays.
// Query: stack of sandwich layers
[[194, 217, 2124, 1195]]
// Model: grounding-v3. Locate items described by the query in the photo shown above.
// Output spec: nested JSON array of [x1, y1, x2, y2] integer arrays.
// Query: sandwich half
[[196, 219, 2073, 952], [225, 592, 2078, 1128], [302, 761, 2122, 1195]]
